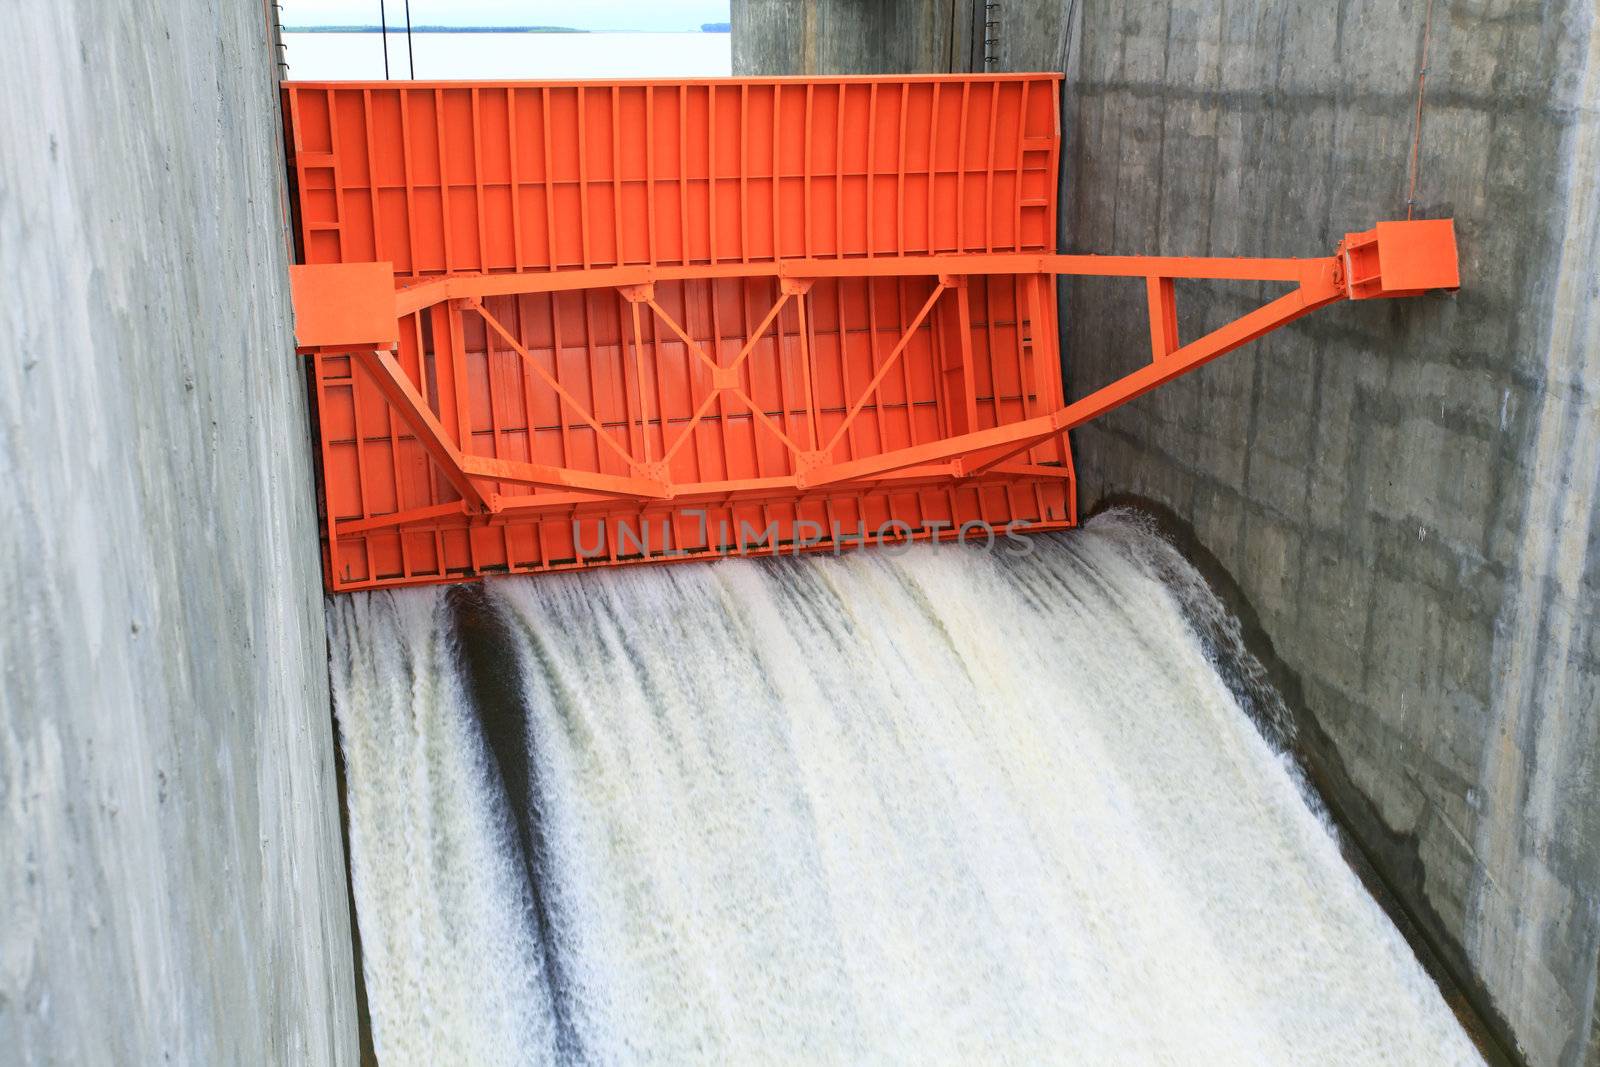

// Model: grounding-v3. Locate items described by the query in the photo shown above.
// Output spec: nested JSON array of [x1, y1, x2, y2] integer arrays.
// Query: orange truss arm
[[796, 221, 1459, 488], [295, 222, 1455, 589], [297, 220, 1457, 506]]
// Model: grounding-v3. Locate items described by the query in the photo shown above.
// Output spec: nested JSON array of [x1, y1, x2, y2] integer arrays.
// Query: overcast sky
[[280, 1, 729, 31]]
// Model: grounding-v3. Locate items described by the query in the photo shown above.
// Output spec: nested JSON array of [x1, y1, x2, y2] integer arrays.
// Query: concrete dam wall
[[0, 2, 357, 1062], [733, 2, 1600, 1065], [1058, 7, 1600, 1066]]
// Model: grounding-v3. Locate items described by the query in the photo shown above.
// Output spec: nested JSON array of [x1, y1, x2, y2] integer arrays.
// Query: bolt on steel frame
[[282, 76, 1459, 593]]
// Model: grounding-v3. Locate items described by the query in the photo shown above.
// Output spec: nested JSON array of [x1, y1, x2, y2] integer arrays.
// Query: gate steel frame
[[283, 78, 1458, 592]]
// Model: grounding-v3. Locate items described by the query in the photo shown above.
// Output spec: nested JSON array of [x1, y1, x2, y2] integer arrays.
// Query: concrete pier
[[0, 2, 357, 1062], [1058, 7, 1599, 1064]]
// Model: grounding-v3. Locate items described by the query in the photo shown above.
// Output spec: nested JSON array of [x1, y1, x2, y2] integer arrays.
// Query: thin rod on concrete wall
[[1405, 0, 1436, 219]]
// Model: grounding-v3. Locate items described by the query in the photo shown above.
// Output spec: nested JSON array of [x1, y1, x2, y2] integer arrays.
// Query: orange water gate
[[282, 75, 1458, 593]]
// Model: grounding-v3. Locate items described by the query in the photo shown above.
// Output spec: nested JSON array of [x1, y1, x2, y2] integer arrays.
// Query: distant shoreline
[[282, 26, 732, 35], [282, 26, 586, 34]]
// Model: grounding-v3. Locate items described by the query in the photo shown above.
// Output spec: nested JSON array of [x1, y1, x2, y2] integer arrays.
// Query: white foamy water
[[328, 513, 1482, 1065], [326, 592, 559, 1064]]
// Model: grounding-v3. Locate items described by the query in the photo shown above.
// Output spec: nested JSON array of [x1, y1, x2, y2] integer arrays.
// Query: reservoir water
[[326, 513, 1481, 1065], [281, 32, 733, 81]]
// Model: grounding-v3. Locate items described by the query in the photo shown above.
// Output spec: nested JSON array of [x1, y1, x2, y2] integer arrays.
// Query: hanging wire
[[405, 0, 415, 78], [1404, 0, 1435, 220], [379, 0, 390, 80]]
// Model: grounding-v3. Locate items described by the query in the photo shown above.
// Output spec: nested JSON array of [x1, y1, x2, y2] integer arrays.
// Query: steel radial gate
[[282, 75, 1459, 593]]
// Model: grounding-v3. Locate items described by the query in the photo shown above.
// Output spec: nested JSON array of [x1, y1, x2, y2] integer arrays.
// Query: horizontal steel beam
[[331, 459, 1075, 535], [391, 252, 1338, 317]]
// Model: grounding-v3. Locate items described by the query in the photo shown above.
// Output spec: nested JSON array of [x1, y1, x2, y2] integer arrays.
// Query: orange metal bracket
[[282, 77, 1458, 592], [290, 262, 399, 351], [1343, 219, 1460, 298]]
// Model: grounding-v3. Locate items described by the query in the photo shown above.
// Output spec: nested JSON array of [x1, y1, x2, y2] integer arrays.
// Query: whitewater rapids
[[325, 513, 1481, 1065]]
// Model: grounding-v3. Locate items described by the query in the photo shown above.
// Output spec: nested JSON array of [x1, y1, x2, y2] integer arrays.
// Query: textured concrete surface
[[0, 2, 358, 1064], [733, 0, 980, 75], [1058, 6, 1599, 1064], [732, 3, 1600, 1064], [732, 0, 1064, 81]]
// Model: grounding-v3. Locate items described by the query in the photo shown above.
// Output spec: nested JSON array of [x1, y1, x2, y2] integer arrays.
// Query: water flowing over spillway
[[326, 514, 1482, 1065]]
